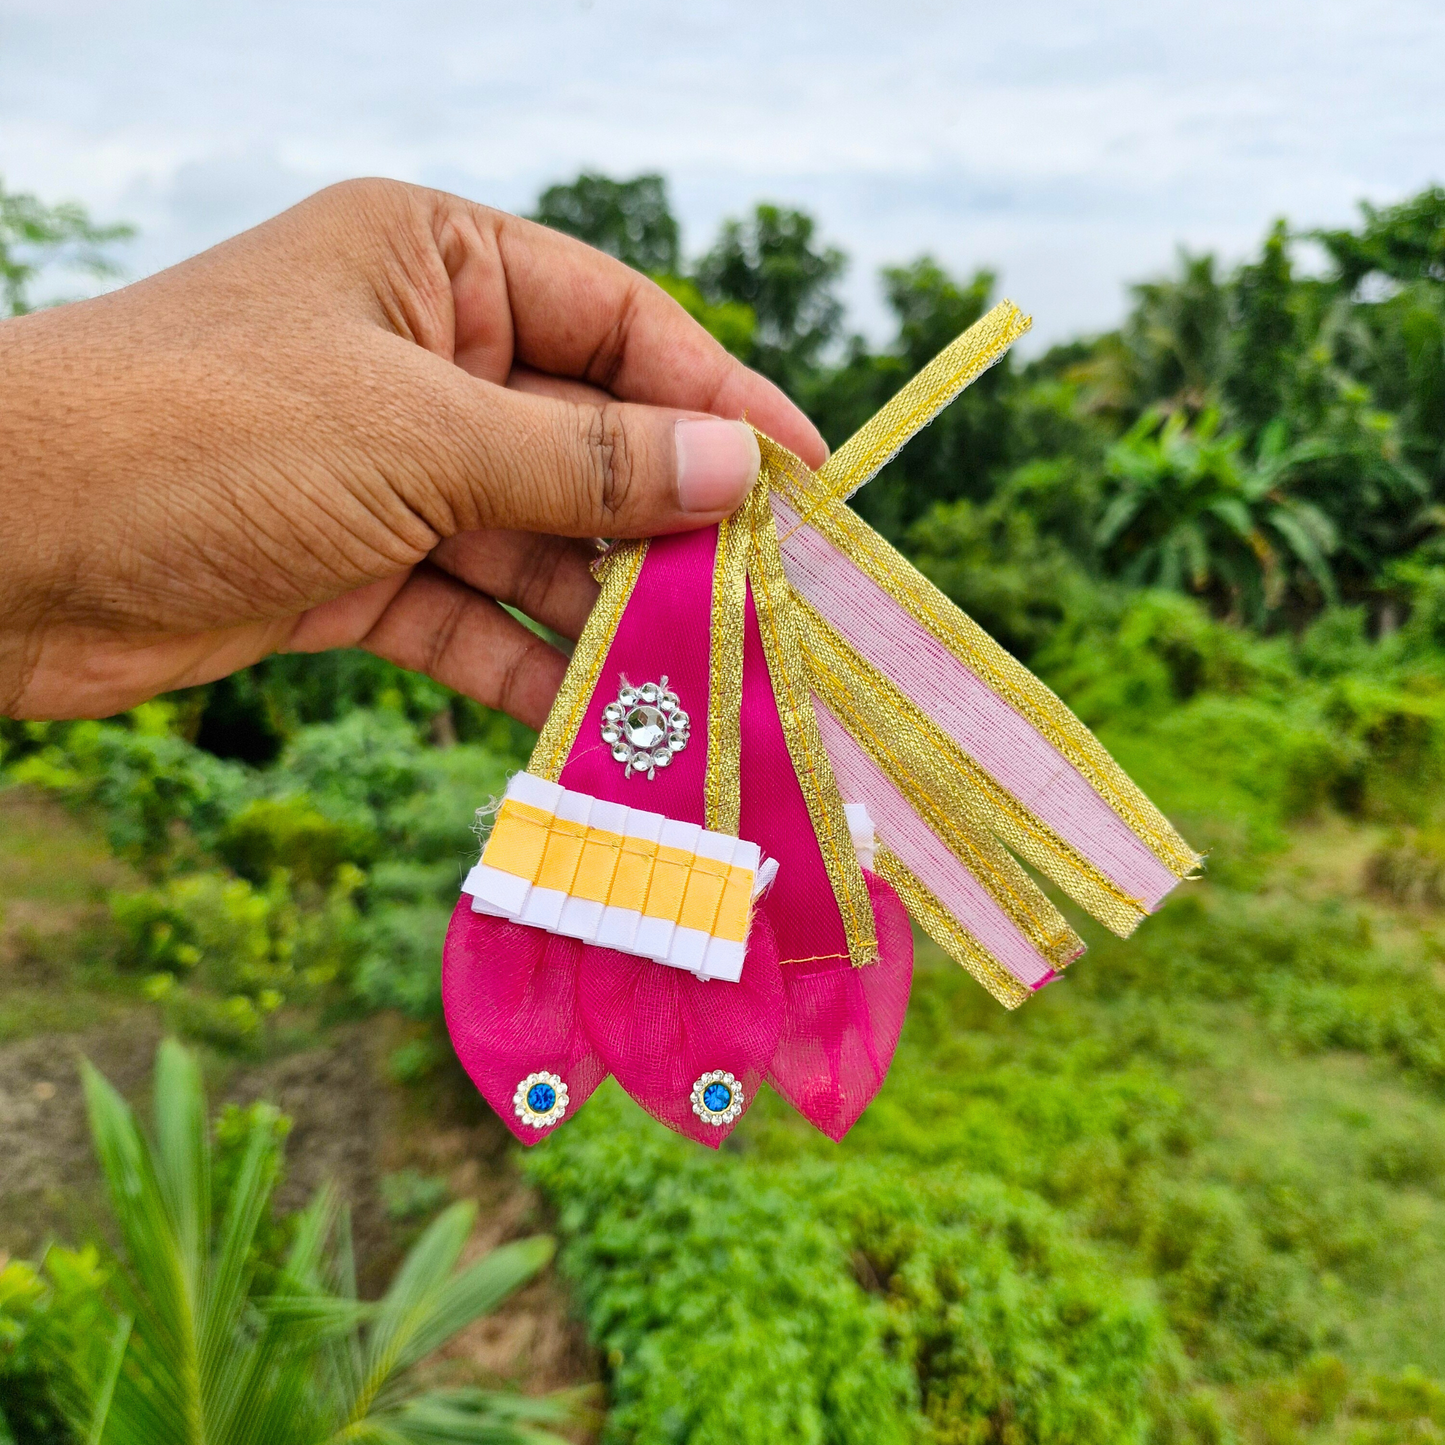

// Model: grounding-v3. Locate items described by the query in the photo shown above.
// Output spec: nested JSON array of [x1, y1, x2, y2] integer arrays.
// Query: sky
[[2, 0, 1442, 347]]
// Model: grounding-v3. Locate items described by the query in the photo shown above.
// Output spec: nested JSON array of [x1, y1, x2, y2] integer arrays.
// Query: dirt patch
[[0, 1018, 162, 1255]]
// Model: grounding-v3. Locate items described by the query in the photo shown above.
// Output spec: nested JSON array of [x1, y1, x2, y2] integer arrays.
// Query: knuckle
[[581, 402, 635, 527], [422, 578, 469, 682]]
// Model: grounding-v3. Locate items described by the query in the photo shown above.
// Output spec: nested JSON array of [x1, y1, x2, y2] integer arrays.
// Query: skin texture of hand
[[0, 178, 827, 727]]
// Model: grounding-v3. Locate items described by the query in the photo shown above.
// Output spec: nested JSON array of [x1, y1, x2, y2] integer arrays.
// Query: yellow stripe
[[611, 836, 659, 913], [480, 800, 753, 943], [482, 801, 553, 881]]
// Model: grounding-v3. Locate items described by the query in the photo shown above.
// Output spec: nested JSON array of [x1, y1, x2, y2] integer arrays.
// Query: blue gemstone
[[527, 1082, 557, 1113], [702, 1082, 732, 1112]]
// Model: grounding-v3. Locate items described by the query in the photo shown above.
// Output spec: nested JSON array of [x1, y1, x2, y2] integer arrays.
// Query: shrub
[[525, 1085, 918, 1445], [216, 795, 377, 886], [815, 1168, 1164, 1444], [7, 714, 252, 867]]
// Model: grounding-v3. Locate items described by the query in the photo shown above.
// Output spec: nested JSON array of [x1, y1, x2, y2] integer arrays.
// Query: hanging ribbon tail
[[441, 299, 1200, 1145], [441, 901, 606, 1146], [753, 299, 1203, 1009]]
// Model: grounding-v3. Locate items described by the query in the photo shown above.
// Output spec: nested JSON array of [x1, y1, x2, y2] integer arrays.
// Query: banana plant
[[55, 1038, 575, 1445], [1097, 407, 1338, 623]]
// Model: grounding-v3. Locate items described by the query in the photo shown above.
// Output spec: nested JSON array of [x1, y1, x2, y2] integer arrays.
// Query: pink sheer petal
[[577, 912, 784, 1148], [767, 871, 914, 1142], [442, 899, 606, 1146]]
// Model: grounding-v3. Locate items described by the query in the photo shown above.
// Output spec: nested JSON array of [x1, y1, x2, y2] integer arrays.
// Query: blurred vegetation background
[[4, 171, 1445, 1444]]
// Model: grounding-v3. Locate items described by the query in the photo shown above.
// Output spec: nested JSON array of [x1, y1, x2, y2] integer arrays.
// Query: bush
[[217, 795, 377, 886], [7, 711, 253, 867], [815, 1168, 1164, 1444], [525, 1085, 918, 1445]]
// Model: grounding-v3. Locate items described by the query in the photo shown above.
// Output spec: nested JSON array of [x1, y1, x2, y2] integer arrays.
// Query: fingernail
[[675, 419, 761, 513]]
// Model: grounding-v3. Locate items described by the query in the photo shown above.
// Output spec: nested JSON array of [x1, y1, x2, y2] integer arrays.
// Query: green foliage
[[381, 1170, 451, 1225], [1124, 250, 1230, 411], [531, 171, 681, 274], [695, 203, 846, 390], [524, 1086, 918, 1445], [8, 708, 254, 869], [25, 1038, 569, 1445], [1315, 186, 1445, 290], [1097, 410, 1337, 623], [0, 1249, 114, 1444], [814, 1169, 1162, 1444], [0, 176, 132, 315], [109, 866, 363, 1042], [216, 797, 375, 888]]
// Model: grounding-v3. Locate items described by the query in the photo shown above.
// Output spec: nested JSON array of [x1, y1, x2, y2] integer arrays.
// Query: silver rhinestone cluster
[[690, 1069, 744, 1127], [513, 1071, 568, 1129], [602, 677, 689, 780]]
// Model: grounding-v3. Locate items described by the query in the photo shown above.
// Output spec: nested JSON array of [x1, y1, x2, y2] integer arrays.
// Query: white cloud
[[1, 0, 1441, 344]]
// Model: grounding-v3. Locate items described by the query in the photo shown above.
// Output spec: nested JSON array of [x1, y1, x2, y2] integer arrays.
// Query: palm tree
[[49, 1039, 575, 1445], [1097, 408, 1338, 624]]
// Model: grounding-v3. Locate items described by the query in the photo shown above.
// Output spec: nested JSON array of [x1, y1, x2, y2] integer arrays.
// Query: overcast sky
[[3, 0, 1441, 346]]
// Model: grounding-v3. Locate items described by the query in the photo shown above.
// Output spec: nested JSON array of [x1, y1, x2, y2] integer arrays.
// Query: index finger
[[433, 195, 830, 470]]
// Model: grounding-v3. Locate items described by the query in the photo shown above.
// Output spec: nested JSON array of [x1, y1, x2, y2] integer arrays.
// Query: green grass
[[9, 663, 1445, 1443]]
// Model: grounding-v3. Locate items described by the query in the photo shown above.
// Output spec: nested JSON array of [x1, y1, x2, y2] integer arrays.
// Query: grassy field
[[522, 739, 1445, 1443], [5, 603, 1445, 1443]]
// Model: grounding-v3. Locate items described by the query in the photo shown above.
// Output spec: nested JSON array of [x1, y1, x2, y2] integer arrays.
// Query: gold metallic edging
[[798, 601, 1149, 938], [748, 483, 878, 967], [873, 848, 1032, 1009], [528, 540, 649, 783], [705, 513, 750, 836], [781, 496, 1201, 882], [817, 300, 1033, 502], [809, 675, 1083, 971]]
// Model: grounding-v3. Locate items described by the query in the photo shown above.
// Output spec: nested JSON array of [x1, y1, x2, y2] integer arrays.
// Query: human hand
[[0, 178, 826, 725]]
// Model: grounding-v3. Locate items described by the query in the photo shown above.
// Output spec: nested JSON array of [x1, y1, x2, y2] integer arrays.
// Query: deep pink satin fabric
[[442, 527, 914, 1146]]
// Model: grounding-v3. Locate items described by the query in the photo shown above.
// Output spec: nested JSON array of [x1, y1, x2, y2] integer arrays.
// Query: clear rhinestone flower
[[602, 677, 689, 779]]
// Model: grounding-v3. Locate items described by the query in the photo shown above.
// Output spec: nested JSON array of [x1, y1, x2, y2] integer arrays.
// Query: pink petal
[[766, 871, 914, 1142], [442, 899, 606, 1146], [577, 912, 783, 1148]]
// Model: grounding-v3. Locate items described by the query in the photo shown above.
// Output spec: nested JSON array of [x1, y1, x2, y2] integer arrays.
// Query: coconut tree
[[1097, 408, 1338, 624], [49, 1039, 574, 1445]]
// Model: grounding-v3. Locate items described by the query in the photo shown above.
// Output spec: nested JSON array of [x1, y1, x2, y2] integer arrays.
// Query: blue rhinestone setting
[[513, 1071, 568, 1129], [691, 1069, 744, 1126]]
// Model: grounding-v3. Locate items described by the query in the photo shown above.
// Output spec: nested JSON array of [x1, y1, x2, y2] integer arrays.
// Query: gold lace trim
[[705, 507, 751, 836], [748, 482, 878, 966], [873, 849, 1032, 1009]]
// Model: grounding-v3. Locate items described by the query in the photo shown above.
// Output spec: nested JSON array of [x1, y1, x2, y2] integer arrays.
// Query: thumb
[[436, 378, 763, 538]]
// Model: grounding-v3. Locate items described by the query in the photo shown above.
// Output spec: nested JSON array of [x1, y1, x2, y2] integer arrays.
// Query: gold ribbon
[[529, 302, 1200, 999]]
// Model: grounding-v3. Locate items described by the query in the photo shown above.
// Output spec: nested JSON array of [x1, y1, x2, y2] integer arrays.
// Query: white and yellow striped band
[[462, 773, 776, 983]]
